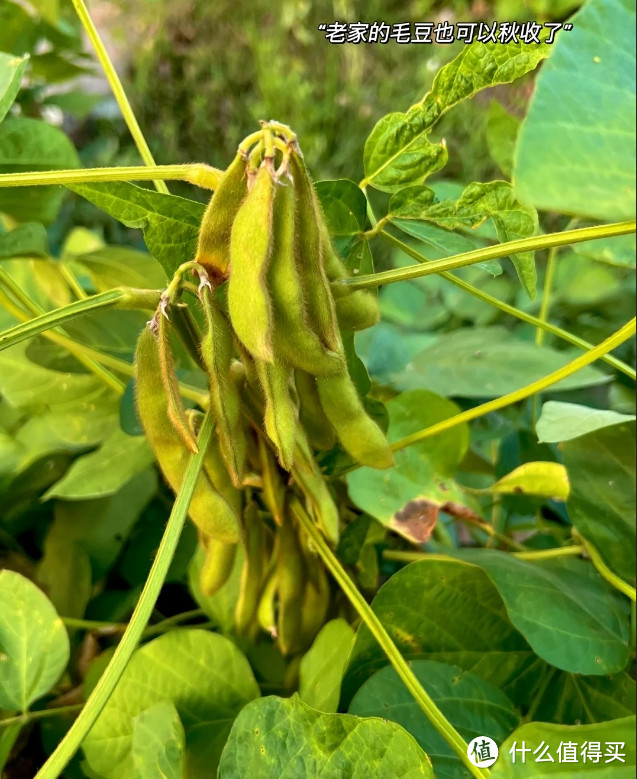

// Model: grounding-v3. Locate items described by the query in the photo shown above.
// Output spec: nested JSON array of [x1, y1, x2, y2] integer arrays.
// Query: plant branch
[[0, 164, 223, 190], [579, 537, 636, 602], [291, 497, 489, 779], [383, 546, 584, 564], [34, 409, 215, 779], [336, 221, 636, 290], [0, 705, 84, 730], [389, 318, 636, 453]]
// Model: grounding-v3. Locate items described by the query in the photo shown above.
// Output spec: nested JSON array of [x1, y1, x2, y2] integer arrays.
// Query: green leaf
[[187, 543, 244, 634], [453, 551, 631, 675], [37, 537, 92, 619], [68, 182, 205, 276], [341, 558, 540, 707], [572, 230, 636, 268], [0, 569, 70, 712], [514, 0, 636, 220], [531, 671, 635, 725], [71, 245, 168, 291], [82, 629, 260, 779], [486, 101, 520, 178], [537, 401, 635, 443], [347, 389, 472, 542], [390, 181, 538, 297], [218, 693, 434, 778], [563, 421, 636, 582], [387, 327, 609, 397], [364, 41, 547, 191], [0, 117, 79, 224], [0, 52, 28, 123], [491, 716, 636, 777], [299, 619, 356, 713], [0, 222, 49, 258], [489, 462, 569, 500], [44, 428, 154, 500], [349, 659, 520, 779], [132, 701, 185, 779], [316, 179, 367, 257]]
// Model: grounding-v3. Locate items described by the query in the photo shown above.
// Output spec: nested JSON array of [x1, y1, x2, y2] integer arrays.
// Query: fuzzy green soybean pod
[[276, 516, 305, 655], [289, 154, 342, 354], [227, 162, 276, 362], [235, 500, 268, 636], [268, 173, 344, 376], [292, 430, 340, 545], [200, 286, 246, 486], [316, 368, 394, 469], [199, 536, 237, 596], [135, 325, 241, 543], [255, 358, 298, 471], [195, 153, 247, 284], [295, 369, 336, 451], [299, 557, 330, 648]]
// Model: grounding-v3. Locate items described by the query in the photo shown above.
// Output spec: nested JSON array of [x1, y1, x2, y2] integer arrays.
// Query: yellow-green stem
[[384, 546, 584, 564], [391, 318, 636, 453], [291, 497, 489, 779], [579, 537, 636, 602]]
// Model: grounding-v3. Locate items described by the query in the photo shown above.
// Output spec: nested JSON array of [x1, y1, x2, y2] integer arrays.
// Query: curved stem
[[390, 318, 636, 453], [337, 221, 636, 290], [0, 288, 161, 352], [384, 546, 584, 564], [0, 705, 84, 730], [291, 497, 489, 779], [580, 537, 636, 602], [0, 164, 223, 190], [34, 410, 215, 779], [70, 0, 168, 194]]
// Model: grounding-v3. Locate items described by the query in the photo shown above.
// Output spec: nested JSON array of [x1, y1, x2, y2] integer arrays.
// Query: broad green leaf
[[349, 659, 520, 779], [491, 716, 636, 777], [71, 245, 167, 291], [299, 619, 355, 713], [68, 182, 205, 276], [132, 701, 185, 779], [453, 550, 631, 675], [390, 181, 538, 297], [486, 101, 520, 178], [44, 428, 154, 500], [341, 558, 540, 706], [387, 327, 609, 397], [537, 401, 635, 443], [364, 41, 547, 191], [532, 671, 635, 725], [0, 52, 28, 123], [347, 390, 472, 542], [187, 543, 244, 634], [218, 694, 433, 778], [514, 0, 636, 220], [0, 222, 49, 258], [572, 231, 636, 268], [37, 537, 92, 619], [563, 421, 636, 582], [47, 468, 157, 578], [392, 218, 503, 277], [316, 179, 367, 257], [82, 629, 260, 779], [0, 569, 70, 712], [0, 118, 79, 224], [489, 462, 569, 500]]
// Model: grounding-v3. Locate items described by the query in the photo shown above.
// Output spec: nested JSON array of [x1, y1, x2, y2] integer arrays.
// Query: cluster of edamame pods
[[134, 122, 393, 654]]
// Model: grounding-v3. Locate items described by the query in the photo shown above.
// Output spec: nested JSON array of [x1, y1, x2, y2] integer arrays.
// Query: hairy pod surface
[[255, 358, 298, 471], [292, 432, 340, 545], [228, 163, 276, 362], [200, 287, 246, 486], [295, 369, 337, 451], [134, 326, 241, 543], [157, 313, 199, 454], [199, 537, 237, 596], [268, 176, 344, 376], [316, 368, 394, 469], [195, 153, 247, 283], [299, 557, 330, 648], [235, 501, 268, 636], [258, 435, 286, 527], [276, 516, 305, 655], [289, 154, 342, 354]]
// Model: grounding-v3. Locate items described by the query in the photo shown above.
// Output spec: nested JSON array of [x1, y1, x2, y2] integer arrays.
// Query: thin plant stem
[[340, 221, 636, 290], [70, 0, 168, 193], [34, 410, 216, 779], [390, 318, 636, 454], [536, 246, 558, 347], [0, 164, 222, 190], [383, 546, 584, 564], [580, 538, 636, 602], [0, 705, 84, 730], [291, 497, 489, 779]]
